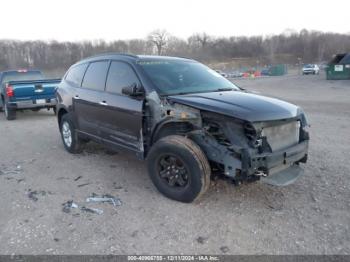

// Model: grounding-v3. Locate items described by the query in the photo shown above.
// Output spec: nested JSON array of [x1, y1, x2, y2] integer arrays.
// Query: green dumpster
[[268, 64, 287, 76], [326, 53, 350, 80]]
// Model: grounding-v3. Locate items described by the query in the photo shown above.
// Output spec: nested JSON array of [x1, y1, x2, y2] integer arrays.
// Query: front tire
[[147, 135, 211, 203], [4, 103, 16, 120], [60, 113, 82, 154]]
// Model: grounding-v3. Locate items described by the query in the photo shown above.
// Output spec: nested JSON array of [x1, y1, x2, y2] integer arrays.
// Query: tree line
[[0, 29, 349, 74]]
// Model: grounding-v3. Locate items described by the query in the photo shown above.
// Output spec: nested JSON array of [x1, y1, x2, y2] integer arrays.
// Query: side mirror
[[121, 83, 144, 97]]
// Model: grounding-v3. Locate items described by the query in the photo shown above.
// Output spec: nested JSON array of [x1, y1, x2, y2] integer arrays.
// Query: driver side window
[[106, 61, 140, 95]]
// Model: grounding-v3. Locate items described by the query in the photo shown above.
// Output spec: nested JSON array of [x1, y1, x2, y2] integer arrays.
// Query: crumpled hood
[[168, 91, 300, 122]]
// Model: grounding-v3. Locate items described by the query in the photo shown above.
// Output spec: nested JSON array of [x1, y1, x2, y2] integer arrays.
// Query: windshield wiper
[[213, 88, 235, 92]]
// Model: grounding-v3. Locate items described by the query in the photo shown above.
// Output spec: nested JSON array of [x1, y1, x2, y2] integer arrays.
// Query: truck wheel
[[0, 96, 3, 112], [4, 103, 16, 120], [60, 113, 82, 154], [147, 135, 211, 203]]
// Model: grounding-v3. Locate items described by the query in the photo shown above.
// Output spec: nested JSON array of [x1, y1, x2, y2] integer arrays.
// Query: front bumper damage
[[250, 141, 308, 186], [260, 164, 303, 186], [188, 114, 309, 187], [146, 96, 309, 187]]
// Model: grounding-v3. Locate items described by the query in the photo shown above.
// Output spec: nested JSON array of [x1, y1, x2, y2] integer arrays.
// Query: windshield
[[138, 60, 239, 95], [2, 71, 44, 83], [304, 64, 314, 68]]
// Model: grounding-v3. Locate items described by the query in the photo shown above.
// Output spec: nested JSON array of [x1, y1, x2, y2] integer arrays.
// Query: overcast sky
[[0, 0, 348, 41]]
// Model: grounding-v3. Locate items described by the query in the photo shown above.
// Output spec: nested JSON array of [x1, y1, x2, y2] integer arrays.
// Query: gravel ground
[[0, 74, 349, 255]]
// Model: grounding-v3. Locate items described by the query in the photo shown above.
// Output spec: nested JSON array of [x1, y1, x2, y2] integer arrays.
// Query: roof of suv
[[77, 53, 194, 64]]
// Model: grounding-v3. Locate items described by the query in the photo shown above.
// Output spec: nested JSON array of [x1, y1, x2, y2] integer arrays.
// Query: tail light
[[6, 84, 14, 97]]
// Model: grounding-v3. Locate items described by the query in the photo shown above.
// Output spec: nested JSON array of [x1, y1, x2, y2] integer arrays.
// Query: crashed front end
[[189, 111, 309, 186]]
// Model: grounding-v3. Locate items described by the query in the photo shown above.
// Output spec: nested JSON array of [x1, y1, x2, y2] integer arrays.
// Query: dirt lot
[[0, 74, 349, 255]]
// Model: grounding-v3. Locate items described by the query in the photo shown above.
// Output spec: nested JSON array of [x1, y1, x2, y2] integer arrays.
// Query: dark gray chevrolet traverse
[[56, 53, 309, 203]]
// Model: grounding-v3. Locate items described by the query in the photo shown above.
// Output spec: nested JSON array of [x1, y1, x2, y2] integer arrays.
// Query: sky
[[0, 0, 348, 42]]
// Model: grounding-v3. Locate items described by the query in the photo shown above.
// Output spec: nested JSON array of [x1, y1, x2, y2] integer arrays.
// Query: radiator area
[[262, 121, 300, 151]]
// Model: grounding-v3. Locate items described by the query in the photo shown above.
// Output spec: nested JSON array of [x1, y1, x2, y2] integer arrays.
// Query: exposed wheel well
[[151, 121, 195, 146]]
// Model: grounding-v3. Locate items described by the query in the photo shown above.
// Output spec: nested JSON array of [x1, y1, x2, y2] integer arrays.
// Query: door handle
[[74, 95, 80, 100], [99, 101, 108, 106]]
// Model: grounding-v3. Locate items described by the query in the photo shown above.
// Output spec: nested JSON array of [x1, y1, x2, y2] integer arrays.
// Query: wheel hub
[[158, 155, 189, 187], [62, 121, 72, 147]]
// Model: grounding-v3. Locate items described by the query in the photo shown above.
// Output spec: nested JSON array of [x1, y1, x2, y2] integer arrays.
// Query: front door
[[99, 61, 144, 152]]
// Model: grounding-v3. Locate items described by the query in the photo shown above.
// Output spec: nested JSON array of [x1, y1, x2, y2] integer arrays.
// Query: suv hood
[[168, 91, 300, 122]]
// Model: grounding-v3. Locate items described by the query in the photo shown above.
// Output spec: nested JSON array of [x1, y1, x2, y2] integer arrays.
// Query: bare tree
[[193, 32, 211, 48], [147, 29, 169, 55], [0, 29, 349, 73]]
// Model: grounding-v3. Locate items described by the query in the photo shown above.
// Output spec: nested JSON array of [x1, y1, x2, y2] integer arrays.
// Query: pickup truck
[[0, 70, 61, 120]]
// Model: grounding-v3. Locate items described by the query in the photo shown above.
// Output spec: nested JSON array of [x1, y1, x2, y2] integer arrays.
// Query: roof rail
[[86, 52, 139, 59]]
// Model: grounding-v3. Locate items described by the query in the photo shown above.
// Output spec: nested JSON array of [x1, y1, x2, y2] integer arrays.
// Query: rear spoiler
[[7, 79, 62, 85]]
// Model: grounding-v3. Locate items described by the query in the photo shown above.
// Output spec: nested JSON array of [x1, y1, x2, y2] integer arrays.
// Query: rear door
[[73, 60, 110, 139], [99, 61, 144, 152]]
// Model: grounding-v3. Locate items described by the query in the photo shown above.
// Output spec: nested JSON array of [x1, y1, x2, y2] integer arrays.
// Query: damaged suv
[[56, 54, 309, 203]]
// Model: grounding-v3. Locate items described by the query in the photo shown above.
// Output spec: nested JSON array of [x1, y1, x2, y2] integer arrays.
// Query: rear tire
[[0, 96, 4, 112], [147, 135, 211, 203], [60, 113, 82, 154], [4, 103, 16, 120]]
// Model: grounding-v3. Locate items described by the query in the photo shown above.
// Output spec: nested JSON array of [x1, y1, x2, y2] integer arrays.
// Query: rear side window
[[106, 61, 140, 94], [65, 64, 88, 87], [82, 61, 110, 91]]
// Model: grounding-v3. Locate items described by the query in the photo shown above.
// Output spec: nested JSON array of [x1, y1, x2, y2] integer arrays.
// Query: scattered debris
[[0, 165, 22, 176], [81, 206, 104, 215], [62, 194, 121, 216], [17, 178, 25, 183], [62, 200, 79, 213], [77, 183, 90, 188], [310, 192, 318, 202], [28, 190, 47, 202], [113, 182, 123, 190], [196, 236, 207, 244], [74, 176, 82, 181], [86, 194, 122, 207], [220, 246, 229, 253]]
